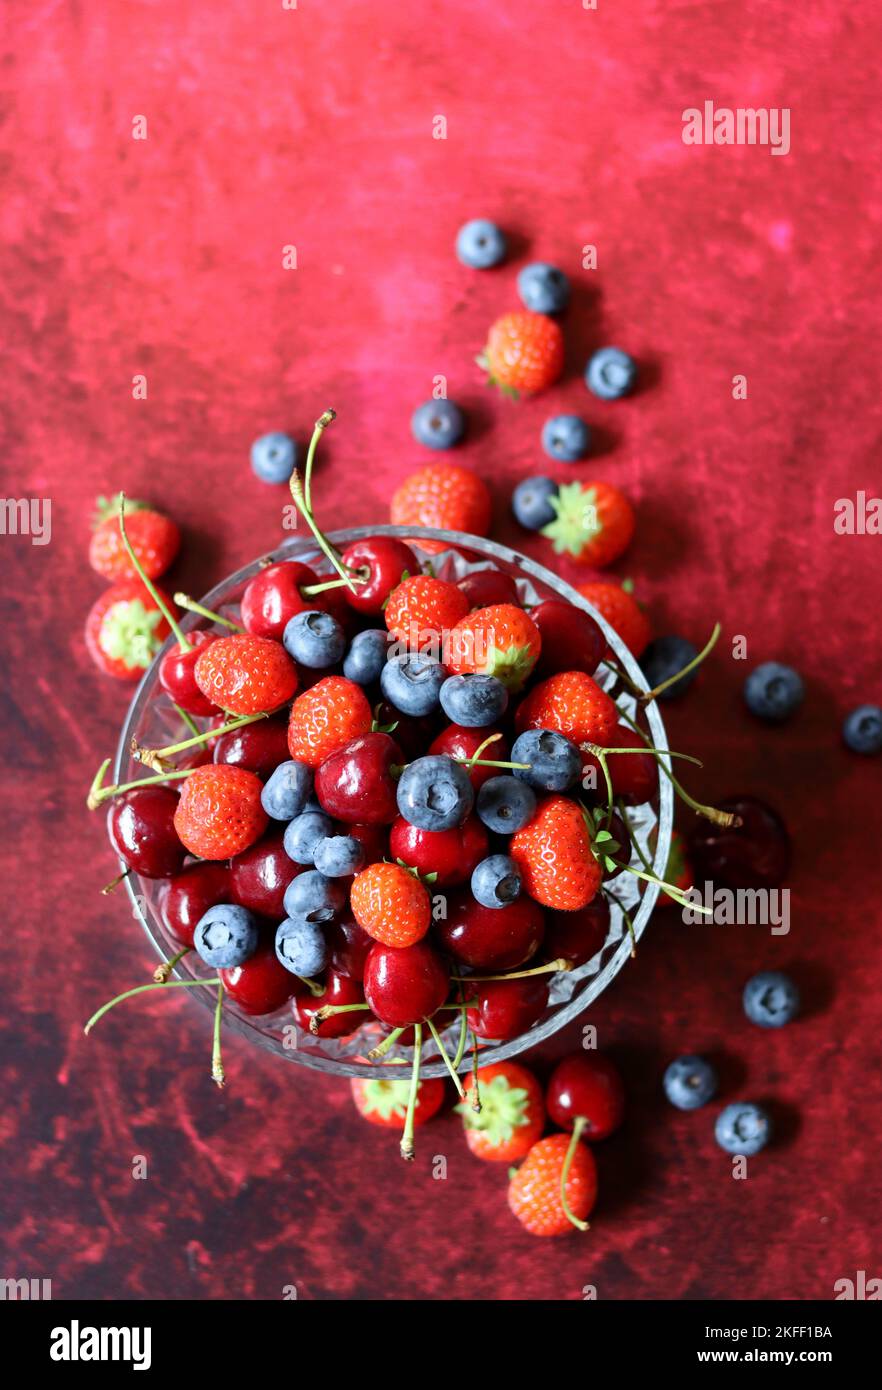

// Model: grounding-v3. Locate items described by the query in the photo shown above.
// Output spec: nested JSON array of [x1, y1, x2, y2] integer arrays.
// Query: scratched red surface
[[2, 0, 881, 1301]]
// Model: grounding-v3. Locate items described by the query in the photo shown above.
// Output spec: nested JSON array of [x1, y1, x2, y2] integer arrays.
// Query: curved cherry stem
[[88, 761, 191, 810], [451, 984, 469, 1072], [84, 976, 221, 1034], [101, 868, 131, 895], [560, 1116, 590, 1232], [118, 493, 191, 651], [638, 622, 721, 705], [133, 711, 269, 770], [290, 410, 358, 593], [154, 946, 191, 983], [450, 957, 571, 984], [303, 408, 335, 517], [470, 1030, 482, 1112], [309, 1001, 371, 1033], [366, 1027, 405, 1061], [173, 593, 243, 632], [613, 708, 741, 829], [426, 1016, 466, 1099], [615, 860, 707, 914], [173, 704, 200, 737], [211, 981, 225, 1088], [604, 885, 637, 957], [301, 573, 367, 596], [400, 1023, 422, 1161]]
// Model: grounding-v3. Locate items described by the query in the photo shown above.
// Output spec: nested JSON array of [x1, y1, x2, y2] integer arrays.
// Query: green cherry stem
[[451, 957, 572, 984], [101, 868, 131, 895], [366, 1027, 405, 1061], [426, 1016, 466, 1099], [638, 622, 721, 705], [309, 1001, 371, 1034], [614, 708, 741, 830], [154, 946, 191, 983], [456, 757, 532, 772], [451, 985, 469, 1072], [615, 861, 708, 914], [173, 592, 243, 632], [84, 976, 222, 1034], [470, 1030, 482, 1112], [118, 493, 191, 651], [211, 981, 225, 1088], [604, 886, 637, 956], [88, 763, 192, 810], [303, 407, 335, 517], [560, 1116, 590, 1232], [133, 711, 269, 769], [301, 573, 367, 596], [400, 1023, 422, 1162], [173, 703, 201, 737]]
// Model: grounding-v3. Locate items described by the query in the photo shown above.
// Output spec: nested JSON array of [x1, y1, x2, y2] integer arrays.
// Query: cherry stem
[[614, 708, 741, 829], [154, 946, 191, 983], [118, 493, 191, 651], [295, 975, 325, 998], [366, 1028, 405, 1061], [617, 861, 708, 914], [451, 985, 469, 1071], [309, 1001, 370, 1034], [303, 407, 335, 517], [560, 1116, 590, 1232], [451, 957, 572, 984], [83, 976, 221, 1034], [455, 757, 531, 771], [425, 1016, 466, 1099], [211, 981, 225, 1088], [639, 622, 721, 705], [601, 655, 643, 698], [101, 868, 131, 895], [301, 573, 368, 596], [88, 763, 192, 810], [604, 886, 637, 957], [173, 592, 243, 632], [467, 732, 502, 766], [173, 704, 201, 737], [470, 1030, 482, 1112], [134, 711, 268, 769], [400, 1023, 422, 1161], [290, 410, 358, 593]]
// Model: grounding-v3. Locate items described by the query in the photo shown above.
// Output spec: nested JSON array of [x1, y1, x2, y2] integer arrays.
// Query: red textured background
[[2, 0, 881, 1300]]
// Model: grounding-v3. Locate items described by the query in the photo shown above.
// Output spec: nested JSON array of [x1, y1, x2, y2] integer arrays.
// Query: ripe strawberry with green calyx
[[351, 1074, 445, 1129], [456, 1061, 545, 1162], [194, 633, 298, 716], [89, 493, 180, 582], [85, 579, 175, 680], [510, 795, 602, 911], [443, 603, 541, 692], [515, 669, 619, 747], [541, 480, 635, 568], [390, 461, 492, 543], [479, 311, 565, 398]]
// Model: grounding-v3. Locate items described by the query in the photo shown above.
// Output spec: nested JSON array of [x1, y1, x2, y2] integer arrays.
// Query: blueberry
[[511, 729, 580, 792], [744, 662, 804, 723], [380, 652, 446, 717], [396, 755, 474, 831], [663, 1055, 718, 1111], [842, 704, 882, 755], [471, 854, 522, 909], [640, 635, 699, 700], [411, 399, 466, 450], [714, 1102, 771, 1156], [343, 629, 389, 686], [476, 775, 537, 833], [260, 759, 312, 821], [517, 262, 571, 314], [541, 414, 590, 463], [456, 218, 507, 269], [743, 971, 800, 1028], [251, 431, 297, 484], [313, 835, 366, 879], [194, 904, 258, 969], [512, 476, 559, 531], [439, 674, 508, 728], [283, 869, 346, 924], [283, 609, 345, 669], [275, 917, 328, 977], [284, 810, 334, 865], [585, 347, 637, 400]]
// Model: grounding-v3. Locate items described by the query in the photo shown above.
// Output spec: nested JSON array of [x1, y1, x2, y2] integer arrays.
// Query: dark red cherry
[[347, 821, 388, 867], [240, 561, 317, 641], [314, 731, 402, 824], [374, 703, 440, 761], [543, 899, 609, 966], [294, 970, 366, 1038], [581, 724, 658, 806], [389, 814, 488, 887], [436, 891, 545, 970], [340, 536, 418, 615], [107, 787, 185, 878], [429, 724, 510, 790], [546, 1053, 625, 1140], [230, 829, 302, 918], [221, 938, 300, 1015], [213, 715, 291, 779], [327, 917, 374, 981], [457, 569, 519, 610], [363, 941, 449, 1028], [466, 976, 549, 1040], [688, 795, 791, 890], [532, 599, 605, 679], [159, 630, 220, 716], [160, 862, 231, 946]]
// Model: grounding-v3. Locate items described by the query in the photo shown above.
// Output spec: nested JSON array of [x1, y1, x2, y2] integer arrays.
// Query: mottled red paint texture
[[1, 0, 881, 1301]]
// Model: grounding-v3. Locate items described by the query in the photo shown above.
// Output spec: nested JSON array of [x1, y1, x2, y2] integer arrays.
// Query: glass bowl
[[115, 525, 673, 1079]]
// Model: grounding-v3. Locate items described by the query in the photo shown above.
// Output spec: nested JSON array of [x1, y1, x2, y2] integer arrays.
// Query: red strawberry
[[510, 795, 602, 911], [508, 1133, 598, 1236], [194, 634, 298, 715], [384, 574, 470, 648], [576, 579, 651, 657], [456, 1061, 545, 1162], [350, 862, 431, 947], [541, 481, 635, 567], [515, 669, 619, 748], [481, 311, 564, 397], [89, 494, 180, 582], [350, 1074, 445, 1128], [173, 764, 268, 860], [85, 579, 174, 680], [649, 827, 693, 907], [390, 463, 492, 543], [287, 675, 372, 768], [443, 603, 541, 691]]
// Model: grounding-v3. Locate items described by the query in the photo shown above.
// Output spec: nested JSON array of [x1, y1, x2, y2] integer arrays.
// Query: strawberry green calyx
[[100, 598, 165, 669], [93, 493, 148, 528], [456, 1074, 532, 1145], [541, 482, 602, 559], [360, 1077, 414, 1122], [481, 641, 537, 691]]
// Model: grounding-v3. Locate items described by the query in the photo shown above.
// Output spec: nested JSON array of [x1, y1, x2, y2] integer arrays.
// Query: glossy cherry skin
[[327, 917, 375, 981], [314, 732, 402, 824], [389, 814, 488, 888], [466, 976, 549, 1040], [437, 891, 545, 970], [347, 822, 388, 867], [428, 724, 510, 791], [457, 569, 519, 610], [294, 970, 366, 1038], [363, 941, 449, 1028], [543, 899, 609, 967], [340, 536, 417, 615], [688, 795, 791, 890], [107, 787, 185, 878], [221, 938, 301, 1016], [159, 862, 231, 946], [374, 704, 440, 761], [230, 829, 302, 918], [240, 561, 317, 641], [159, 630, 220, 716], [532, 599, 605, 680], [546, 1053, 625, 1140], [581, 724, 658, 806], [213, 715, 291, 780]]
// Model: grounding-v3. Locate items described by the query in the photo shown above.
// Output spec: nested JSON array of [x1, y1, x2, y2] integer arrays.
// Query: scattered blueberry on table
[[250, 431, 297, 483]]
